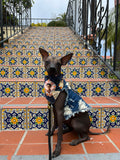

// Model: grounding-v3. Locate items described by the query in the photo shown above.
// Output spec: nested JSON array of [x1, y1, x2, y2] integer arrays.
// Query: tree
[[106, 5, 120, 71], [56, 13, 66, 22], [2, 0, 34, 25]]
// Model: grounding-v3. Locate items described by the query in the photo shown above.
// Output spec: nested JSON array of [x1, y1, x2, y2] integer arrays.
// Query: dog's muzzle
[[48, 67, 57, 76]]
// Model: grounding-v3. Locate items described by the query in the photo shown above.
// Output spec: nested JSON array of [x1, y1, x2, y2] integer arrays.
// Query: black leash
[[48, 103, 52, 160]]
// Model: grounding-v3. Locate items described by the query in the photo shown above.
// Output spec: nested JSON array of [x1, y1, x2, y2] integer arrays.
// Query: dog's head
[[39, 48, 73, 77]]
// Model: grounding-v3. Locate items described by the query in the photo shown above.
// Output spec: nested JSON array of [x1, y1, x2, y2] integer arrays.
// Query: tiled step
[[0, 56, 101, 66], [0, 78, 120, 97], [0, 97, 120, 130], [8, 36, 80, 44], [0, 65, 110, 79], [2, 43, 84, 50], [0, 48, 92, 57], [3, 41, 84, 49], [1, 129, 120, 160]]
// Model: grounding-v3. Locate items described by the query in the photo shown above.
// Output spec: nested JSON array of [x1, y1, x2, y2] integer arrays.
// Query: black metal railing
[[0, 0, 31, 47], [66, 0, 120, 78]]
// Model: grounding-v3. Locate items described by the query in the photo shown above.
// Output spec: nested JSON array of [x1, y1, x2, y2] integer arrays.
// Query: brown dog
[[39, 48, 110, 158]]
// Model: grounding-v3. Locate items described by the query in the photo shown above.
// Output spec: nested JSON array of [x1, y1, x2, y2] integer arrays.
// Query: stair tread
[[0, 78, 119, 82], [0, 97, 120, 107]]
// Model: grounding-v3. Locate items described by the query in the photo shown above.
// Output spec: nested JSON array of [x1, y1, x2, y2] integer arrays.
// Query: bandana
[[44, 73, 91, 120]]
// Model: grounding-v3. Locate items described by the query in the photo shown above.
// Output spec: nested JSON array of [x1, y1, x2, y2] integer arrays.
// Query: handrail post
[[0, 0, 4, 47], [48, 104, 52, 160], [104, 0, 109, 62], [30, 0, 32, 27], [113, 0, 119, 71]]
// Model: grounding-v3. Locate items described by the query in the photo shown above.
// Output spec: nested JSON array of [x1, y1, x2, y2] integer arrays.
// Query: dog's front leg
[[46, 107, 57, 136], [52, 91, 67, 158]]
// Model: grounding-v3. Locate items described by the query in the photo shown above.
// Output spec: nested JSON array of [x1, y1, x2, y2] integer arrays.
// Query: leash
[[48, 103, 52, 160]]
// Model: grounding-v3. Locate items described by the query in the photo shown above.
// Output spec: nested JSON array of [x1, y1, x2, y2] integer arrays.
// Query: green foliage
[[47, 13, 67, 27], [109, 72, 118, 79], [56, 13, 66, 22], [2, 0, 34, 9], [47, 20, 67, 27], [31, 23, 47, 27]]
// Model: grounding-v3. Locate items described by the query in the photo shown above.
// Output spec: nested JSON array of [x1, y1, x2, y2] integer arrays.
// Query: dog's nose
[[49, 67, 56, 72], [48, 67, 57, 75]]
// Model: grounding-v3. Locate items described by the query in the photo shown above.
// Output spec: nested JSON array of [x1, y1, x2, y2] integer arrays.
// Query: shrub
[[47, 20, 67, 27]]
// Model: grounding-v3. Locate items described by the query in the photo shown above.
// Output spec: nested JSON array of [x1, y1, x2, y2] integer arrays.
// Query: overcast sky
[[31, 0, 114, 19]]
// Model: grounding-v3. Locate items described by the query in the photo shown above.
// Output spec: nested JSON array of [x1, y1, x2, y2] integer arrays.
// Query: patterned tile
[[5, 50, 13, 56], [0, 50, 3, 55], [82, 67, 95, 78], [72, 45, 80, 50], [26, 51, 33, 56], [26, 67, 39, 78], [18, 82, 35, 97], [29, 45, 35, 49], [12, 45, 18, 48], [0, 67, 9, 78], [4, 44, 9, 48], [0, 82, 16, 97], [15, 50, 23, 56], [96, 67, 109, 78], [25, 41, 30, 44], [72, 81, 89, 97], [85, 50, 92, 57], [21, 45, 27, 49], [8, 57, 17, 65], [101, 108, 120, 128], [20, 57, 29, 65], [55, 50, 64, 57], [2, 108, 26, 130], [40, 68, 46, 78], [74, 51, 83, 56], [0, 57, 5, 65], [68, 67, 81, 78], [28, 108, 49, 129], [31, 57, 41, 66], [90, 58, 99, 66], [90, 82, 107, 97], [68, 57, 77, 65], [47, 50, 54, 56], [36, 82, 44, 97], [11, 67, 25, 78], [89, 108, 101, 128], [79, 58, 88, 65], [107, 81, 120, 97]]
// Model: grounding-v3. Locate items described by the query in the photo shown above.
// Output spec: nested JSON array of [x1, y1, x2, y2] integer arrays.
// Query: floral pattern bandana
[[44, 73, 91, 120]]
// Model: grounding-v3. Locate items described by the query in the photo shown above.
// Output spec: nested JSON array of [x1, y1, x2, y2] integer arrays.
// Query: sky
[[31, 0, 115, 19]]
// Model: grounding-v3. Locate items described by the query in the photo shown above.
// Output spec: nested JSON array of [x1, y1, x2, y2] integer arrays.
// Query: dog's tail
[[89, 124, 110, 135]]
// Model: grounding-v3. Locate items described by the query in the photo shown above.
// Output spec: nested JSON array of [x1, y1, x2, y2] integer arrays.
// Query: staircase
[[0, 27, 120, 159]]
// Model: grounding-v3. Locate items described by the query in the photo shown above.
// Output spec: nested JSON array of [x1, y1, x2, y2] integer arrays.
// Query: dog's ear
[[39, 48, 49, 61], [60, 53, 73, 65]]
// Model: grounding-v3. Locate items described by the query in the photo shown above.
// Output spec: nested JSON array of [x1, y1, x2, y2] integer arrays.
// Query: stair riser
[[0, 81, 119, 97], [0, 66, 109, 79], [0, 49, 92, 57], [0, 57, 101, 66], [3, 42, 84, 49], [0, 107, 119, 130]]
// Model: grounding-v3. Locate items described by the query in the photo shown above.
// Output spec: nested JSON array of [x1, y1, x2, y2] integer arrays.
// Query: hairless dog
[[39, 48, 110, 158]]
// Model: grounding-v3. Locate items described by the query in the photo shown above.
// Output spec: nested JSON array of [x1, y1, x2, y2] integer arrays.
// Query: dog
[[39, 48, 110, 158]]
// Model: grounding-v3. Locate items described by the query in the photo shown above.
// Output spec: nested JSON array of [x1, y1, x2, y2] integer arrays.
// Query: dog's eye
[[56, 62, 61, 67], [45, 61, 50, 66]]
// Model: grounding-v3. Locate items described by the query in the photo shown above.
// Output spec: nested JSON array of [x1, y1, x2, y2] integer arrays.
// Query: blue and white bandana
[[44, 74, 91, 120]]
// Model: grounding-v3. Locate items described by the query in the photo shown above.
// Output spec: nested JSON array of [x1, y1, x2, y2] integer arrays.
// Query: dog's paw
[[52, 147, 61, 158], [69, 139, 79, 146], [52, 150, 61, 158], [45, 132, 53, 136]]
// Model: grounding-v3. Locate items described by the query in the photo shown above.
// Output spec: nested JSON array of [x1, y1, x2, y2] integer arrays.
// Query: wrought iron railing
[[66, 0, 120, 78], [0, 0, 31, 47]]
